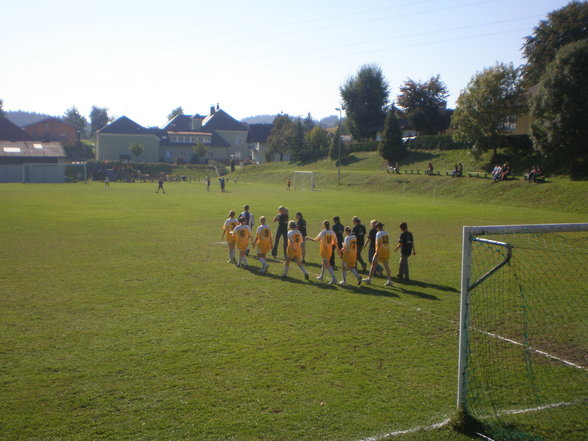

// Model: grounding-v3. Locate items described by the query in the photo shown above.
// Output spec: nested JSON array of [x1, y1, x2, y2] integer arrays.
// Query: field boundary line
[[498, 399, 587, 416], [475, 329, 586, 370], [355, 418, 450, 441]]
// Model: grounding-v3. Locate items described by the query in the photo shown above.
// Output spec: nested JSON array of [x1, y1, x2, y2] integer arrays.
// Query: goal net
[[22, 163, 87, 183], [292, 171, 317, 191], [457, 224, 588, 441]]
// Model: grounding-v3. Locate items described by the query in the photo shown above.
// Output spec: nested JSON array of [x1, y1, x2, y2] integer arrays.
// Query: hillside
[[236, 150, 588, 213]]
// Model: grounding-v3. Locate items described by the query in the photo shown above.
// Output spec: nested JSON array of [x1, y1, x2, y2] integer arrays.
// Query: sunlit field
[[0, 180, 585, 441]]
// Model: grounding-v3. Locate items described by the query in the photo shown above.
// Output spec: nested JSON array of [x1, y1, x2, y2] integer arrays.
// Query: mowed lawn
[[0, 181, 585, 441]]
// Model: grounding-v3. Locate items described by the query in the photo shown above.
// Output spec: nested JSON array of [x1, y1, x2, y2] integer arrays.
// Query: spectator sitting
[[492, 164, 503, 181], [527, 165, 543, 183], [451, 163, 463, 178], [499, 163, 511, 181], [392, 162, 400, 174], [425, 162, 434, 175], [457, 163, 463, 177]]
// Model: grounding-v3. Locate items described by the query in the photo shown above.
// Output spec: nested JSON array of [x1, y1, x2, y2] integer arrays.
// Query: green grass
[[0, 179, 586, 441]]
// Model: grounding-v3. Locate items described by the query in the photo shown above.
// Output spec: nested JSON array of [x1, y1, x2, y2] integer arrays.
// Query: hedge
[[404, 135, 468, 150]]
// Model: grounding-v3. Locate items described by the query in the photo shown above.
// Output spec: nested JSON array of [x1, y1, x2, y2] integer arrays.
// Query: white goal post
[[457, 223, 588, 410], [292, 171, 317, 191]]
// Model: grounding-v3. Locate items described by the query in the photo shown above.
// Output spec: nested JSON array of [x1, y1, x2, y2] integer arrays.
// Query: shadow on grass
[[400, 279, 459, 293]]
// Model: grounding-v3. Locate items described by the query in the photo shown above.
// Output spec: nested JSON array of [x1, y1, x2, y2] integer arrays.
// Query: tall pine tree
[[378, 108, 405, 164]]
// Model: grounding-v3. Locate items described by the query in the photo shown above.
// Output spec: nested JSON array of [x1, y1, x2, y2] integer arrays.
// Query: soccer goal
[[457, 223, 588, 441], [22, 163, 87, 183], [292, 171, 317, 191]]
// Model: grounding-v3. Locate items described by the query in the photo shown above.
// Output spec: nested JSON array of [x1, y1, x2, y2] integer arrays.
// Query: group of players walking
[[222, 205, 415, 287]]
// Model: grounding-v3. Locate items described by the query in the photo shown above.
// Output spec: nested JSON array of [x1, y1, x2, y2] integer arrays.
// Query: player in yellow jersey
[[364, 222, 393, 286], [306, 220, 340, 284], [233, 216, 252, 268], [339, 226, 362, 285], [283, 221, 309, 280], [253, 216, 273, 273], [221, 210, 239, 264]]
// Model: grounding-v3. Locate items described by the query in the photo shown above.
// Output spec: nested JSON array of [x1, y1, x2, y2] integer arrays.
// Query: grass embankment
[[237, 150, 588, 213]]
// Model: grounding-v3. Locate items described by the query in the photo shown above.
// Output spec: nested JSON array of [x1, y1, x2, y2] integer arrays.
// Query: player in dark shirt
[[352, 216, 368, 272], [156, 175, 166, 193], [295, 211, 308, 262], [272, 206, 289, 259], [395, 222, 416, 281], [330, 216, 345, 267]]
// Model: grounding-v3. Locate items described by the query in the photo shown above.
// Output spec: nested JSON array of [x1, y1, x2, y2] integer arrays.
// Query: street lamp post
[[336, 107, 342, 185]]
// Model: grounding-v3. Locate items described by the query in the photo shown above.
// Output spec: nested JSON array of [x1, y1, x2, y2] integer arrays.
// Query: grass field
[[0, 178, 586, 441]]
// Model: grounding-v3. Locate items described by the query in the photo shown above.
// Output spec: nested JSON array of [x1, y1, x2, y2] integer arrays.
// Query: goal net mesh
[[463, 228, 588, 441], [292, 171, 316, 191], [23, 163, 87, 183]]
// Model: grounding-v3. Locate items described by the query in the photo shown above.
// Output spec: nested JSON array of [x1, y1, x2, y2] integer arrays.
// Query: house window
[[208, 151, 214, 158], [235, 137, 242, 145], [502, 116, 517, 131], [235, 151, 242, 159], [166, 150, 173, 158]]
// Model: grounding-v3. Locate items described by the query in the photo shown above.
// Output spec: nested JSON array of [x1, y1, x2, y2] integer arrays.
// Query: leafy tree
[[523, 1, 588, 85], [167, 106, 184, 121], [340, 64, 389, 140], [129, 142, 144, 159], [288, 118, 308, 163], [0, 98, 4, 117], [451, 63, 525, 156], [378, 108, 405, 163], [531, 40, 588, 175], [63, 106, 87, 133], [90, 106, 110, 134], [397, 75, 449, 134], [304, 126, 330, 159], [268, 114, 294, 161]]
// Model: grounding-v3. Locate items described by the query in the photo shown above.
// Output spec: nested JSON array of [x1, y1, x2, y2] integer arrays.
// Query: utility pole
[[336, 107, 342, 185]]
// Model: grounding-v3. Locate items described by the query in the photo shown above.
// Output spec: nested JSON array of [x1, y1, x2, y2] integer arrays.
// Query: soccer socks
[[283, 264, 289, 276], [259, 257, 267, 267], [327, 267, 336, 279], [342, 270, 347, 283], [351, 268, 360, 279], [297, 263, 308, 275], [242, 256, 248, 267]]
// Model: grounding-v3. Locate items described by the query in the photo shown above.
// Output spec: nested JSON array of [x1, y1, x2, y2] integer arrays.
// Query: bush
[[404, 135, 469, 150]]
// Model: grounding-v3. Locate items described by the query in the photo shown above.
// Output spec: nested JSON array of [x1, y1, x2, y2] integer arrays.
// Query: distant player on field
[[221, 211, 239, 264], [104, 175, 110, 189], [306, 220, 340, 284], [254, 216, 273, 273], [156, 174, 166, 193], [233, 216, 252, 268], [364, 222, 393, 286], [283, 221, 309, 279], [339, 226, 362, 285], [395, 222, 416, 281], [287, 177, 291, 191]]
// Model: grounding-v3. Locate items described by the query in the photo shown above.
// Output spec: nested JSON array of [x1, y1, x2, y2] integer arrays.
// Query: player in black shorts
[[352, 216, 367, 272]]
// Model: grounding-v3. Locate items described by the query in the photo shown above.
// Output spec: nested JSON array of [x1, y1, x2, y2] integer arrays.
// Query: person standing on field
[[282, 221, 309, 280], [352, 216, 367, 272], [254, 216, 273, 273], [240, 205, 254, 256], [306, 220, 340, 284], [272, 206, 289, 259], [395, 222, 415, 281], [339, 226, 362, 285], [104, 175, 110, 189], [364, 222, 393, 286], [295, 212, 307, 262], [330, 216, 344, 268], [365, 219, 383, 276], [156, 174, 166, 193], [287, 177, 291, 191], [205, 176, 211, 191]]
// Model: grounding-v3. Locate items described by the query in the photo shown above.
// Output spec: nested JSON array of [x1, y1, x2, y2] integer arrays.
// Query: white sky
[[1, 0, 569, 126]]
